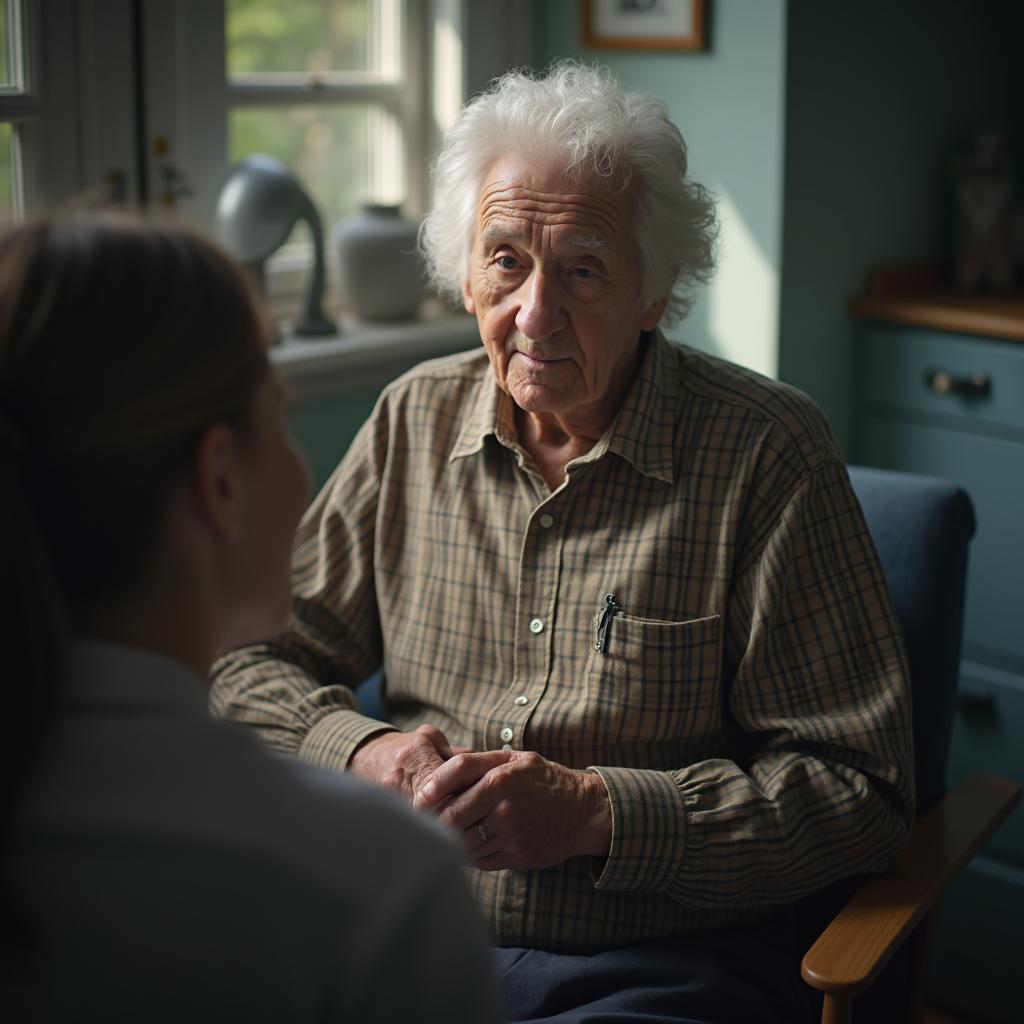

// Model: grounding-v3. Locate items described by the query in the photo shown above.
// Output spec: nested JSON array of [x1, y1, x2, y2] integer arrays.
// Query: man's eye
[[497, 255, 520, 270]]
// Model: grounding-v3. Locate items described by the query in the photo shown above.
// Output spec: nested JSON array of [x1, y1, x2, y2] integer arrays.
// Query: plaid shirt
[[211, 331, 914, 954]]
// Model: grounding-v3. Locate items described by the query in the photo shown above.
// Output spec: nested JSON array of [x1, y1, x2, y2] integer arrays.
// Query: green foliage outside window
[[227, 0, 371, 76], [0, 123, 12, 224]]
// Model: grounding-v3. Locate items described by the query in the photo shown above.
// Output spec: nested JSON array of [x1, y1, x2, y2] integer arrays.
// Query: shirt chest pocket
[[583, 612, 722, 743]]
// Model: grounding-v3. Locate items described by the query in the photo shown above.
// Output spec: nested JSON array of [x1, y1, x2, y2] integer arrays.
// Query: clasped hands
[[349, 725, 611, 869]]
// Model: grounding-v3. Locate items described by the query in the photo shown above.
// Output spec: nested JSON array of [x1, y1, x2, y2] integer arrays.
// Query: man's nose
[[515, 270, 566, 341]]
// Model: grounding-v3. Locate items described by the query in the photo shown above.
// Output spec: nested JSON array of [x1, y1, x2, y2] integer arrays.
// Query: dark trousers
[[493, 912, 816, 1024]]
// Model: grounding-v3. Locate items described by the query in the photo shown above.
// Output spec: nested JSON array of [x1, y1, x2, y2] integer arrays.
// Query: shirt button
[[514, 695, 529, 706], [539, 513, 554, 529], [500, 727, 514, 742], [529, 618, 544, 634], [502, 744, 512, 752]]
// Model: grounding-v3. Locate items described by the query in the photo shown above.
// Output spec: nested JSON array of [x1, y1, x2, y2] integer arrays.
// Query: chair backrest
[[846, 465, 976, 815]]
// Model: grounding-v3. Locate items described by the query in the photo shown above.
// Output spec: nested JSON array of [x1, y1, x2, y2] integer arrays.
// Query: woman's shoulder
[[23, 657, 462, 911], [182, 715, 466, 901]]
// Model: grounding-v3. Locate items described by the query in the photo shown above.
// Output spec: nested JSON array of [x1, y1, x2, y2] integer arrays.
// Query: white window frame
[[226, 0, 428, 216], [138, 3, 428, 224], [134, 1, 434, 316]]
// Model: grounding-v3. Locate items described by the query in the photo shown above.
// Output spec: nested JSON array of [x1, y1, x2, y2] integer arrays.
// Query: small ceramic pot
[[333, 203, 426, 320]]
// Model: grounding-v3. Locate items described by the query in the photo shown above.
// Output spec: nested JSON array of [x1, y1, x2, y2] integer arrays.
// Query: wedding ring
[[477, 821, 491, 843]]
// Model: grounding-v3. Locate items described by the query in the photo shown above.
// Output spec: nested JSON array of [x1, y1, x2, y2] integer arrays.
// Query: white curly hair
[[419, 60, 718, 326]]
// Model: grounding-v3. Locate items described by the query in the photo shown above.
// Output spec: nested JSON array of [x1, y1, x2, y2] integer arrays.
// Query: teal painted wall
[[779, 0, 1019, 453], [535, 0, 787, 379], [288, 387, 380, 494]]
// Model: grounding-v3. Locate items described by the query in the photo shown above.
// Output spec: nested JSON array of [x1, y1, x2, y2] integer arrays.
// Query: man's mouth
[[514, 350, 564, 368]]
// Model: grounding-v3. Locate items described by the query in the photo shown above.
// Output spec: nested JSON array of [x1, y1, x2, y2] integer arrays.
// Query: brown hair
[[0, 213, 270, 941]]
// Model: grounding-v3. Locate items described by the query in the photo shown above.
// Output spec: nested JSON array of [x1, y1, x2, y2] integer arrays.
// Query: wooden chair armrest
[[801, 773, 1021, 999]]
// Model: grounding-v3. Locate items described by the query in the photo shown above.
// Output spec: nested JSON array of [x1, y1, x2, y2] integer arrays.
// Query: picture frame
[[581, 0, 707, 52]]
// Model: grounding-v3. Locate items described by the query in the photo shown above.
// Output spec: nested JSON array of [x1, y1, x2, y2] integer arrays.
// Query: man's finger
[[415, 723, 454, 759], [413, 750, 512, 811], [442, 779, 497, 832], [467, 823, 501, 865]]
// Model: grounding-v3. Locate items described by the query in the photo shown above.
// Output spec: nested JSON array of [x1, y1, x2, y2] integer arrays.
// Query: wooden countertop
[[848, 265, 1024, 343], [849, 293, 1024, 343]]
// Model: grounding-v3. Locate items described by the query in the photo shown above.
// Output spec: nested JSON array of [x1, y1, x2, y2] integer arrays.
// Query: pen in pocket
[[594, 593, 619, 655]]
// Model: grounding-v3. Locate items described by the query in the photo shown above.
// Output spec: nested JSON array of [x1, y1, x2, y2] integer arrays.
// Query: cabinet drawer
[[859, 417, 1024, 666], [948, 662, 1024, 865], [862, 325, 1024, 433]]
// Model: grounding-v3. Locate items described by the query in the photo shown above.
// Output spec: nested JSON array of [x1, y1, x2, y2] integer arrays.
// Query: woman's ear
[[461, 278, 476, 315], [190, 424, 245, 542]]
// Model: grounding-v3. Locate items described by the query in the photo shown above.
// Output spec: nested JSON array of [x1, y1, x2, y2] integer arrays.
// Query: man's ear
[[461, 278, 476, 315], [640, 296, 669, 332], [191, 424, 245, 543]]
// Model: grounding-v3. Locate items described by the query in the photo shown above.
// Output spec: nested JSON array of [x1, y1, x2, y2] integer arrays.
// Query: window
[[1, 1, 85, 224], [218, 0, 425, 315], [226, 0, 420, 231], [0, 0, 28, 223]]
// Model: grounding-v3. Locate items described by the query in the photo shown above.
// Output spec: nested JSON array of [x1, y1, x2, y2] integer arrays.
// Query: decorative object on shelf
[[214, 154, 336, 337], [333, 203, 426, 321], [581, 0, 707, 52], [952, 132, 1018, 293]]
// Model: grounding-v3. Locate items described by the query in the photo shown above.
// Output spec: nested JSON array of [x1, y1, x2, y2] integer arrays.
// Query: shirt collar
[[602, 330, 676, 484], [66, 641, 210, 718], [448, 330, 677, 484], [448, 359, 516, 462]]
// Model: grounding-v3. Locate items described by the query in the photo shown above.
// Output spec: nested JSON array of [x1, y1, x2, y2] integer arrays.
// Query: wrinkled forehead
[[475, 152, 633, 248]]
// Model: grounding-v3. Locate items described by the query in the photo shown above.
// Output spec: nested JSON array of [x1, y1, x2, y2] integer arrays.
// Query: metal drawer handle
[[925, 369, 992, 398]]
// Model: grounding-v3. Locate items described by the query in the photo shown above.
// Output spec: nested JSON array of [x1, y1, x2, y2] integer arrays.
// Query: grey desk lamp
[[215, 154, 337, 337]]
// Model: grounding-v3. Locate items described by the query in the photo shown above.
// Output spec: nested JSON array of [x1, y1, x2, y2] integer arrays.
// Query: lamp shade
[[215, 155, 306, 263], [214, 154, 336, 337]]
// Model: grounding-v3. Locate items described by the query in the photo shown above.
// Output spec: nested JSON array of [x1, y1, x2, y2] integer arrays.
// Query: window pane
[[0, 123, 13, 224], [228, 104, 404, 234], [227, 0, 376, 76]]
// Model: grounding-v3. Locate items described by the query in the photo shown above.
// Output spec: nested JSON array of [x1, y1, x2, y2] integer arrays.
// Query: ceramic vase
[[333, 203, 426, 321]]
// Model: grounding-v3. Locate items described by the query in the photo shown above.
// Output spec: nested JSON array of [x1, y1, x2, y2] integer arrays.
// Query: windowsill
[[272, 308, 480, 402]]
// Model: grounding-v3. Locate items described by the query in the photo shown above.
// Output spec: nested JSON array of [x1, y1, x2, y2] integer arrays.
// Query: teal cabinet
[[856, 321, 1024, 1024]]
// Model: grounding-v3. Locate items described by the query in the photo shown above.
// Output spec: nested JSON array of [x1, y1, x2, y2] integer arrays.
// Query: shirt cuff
[[299, 709, 397, 772], [586, 765, 691, 893]]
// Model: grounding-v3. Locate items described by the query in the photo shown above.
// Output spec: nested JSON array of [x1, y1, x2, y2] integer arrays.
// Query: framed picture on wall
[[581, 0, 707, 52]]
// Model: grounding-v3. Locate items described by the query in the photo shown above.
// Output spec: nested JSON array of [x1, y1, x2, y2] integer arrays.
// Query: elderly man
[[213, 62, 913, 1023]]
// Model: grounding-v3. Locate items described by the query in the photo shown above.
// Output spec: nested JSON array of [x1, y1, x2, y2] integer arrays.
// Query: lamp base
[[293, 315, 338, 338]]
